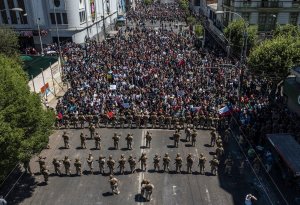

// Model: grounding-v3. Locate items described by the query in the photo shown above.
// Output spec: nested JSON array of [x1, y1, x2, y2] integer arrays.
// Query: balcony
[[225, 1, 285, 8]]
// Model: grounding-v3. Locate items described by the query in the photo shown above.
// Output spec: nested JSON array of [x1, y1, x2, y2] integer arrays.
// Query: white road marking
[[137, 130, 147, 205], [205, 185, 212, 205], [172, 185, 177, 195]]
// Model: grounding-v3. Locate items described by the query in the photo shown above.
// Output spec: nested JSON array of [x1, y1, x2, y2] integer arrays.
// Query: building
[[219, 0, 300, 32], [0, 0, 125, 49]]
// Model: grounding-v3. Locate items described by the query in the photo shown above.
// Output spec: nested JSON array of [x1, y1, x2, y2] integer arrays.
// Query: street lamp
[[215, 10, 248, 64], [0, 8, 23, 12]]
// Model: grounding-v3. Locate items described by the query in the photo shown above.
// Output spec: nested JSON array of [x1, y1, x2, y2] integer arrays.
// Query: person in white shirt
[[245, 194, 257, 205]]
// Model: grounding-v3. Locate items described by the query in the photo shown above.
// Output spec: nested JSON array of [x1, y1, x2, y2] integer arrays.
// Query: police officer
[[52, 158, 62, 175], [87, 153, 94, 174], [41, 167, 50, 183], [63, 156, 71, 175], [74, 158, 82, 176], [78, 114, 86, 129], [143, 183, 154, 201], [119, 112, 126, 128], [215, 143, 224, 159], [158, 114, 165, 128], [224, 128, 231, 143], [80, 132, 86, 149], [112, 133, 120, 150], [145, 131, 152, 148], [173, 130, 180, 148], [127, 112, 133, 128], [37, 156, 47, 174], [210, 129, 217, 147], [125, 133, 133, 150], [23, 157, 33, 176], [89, 123, 96, 139], [139, 153, 148, 171], [98, 155, 106, 174], [109, 175, 120, 195], [151, 112, 157, 128], [174, 153, 183, 173], [94, 132, 101, 150], [186, 153, 194, 174], [224, 155, 234, 175], [118, 154, 126, 174], [140, 179, 150, 197], [210, 155, 219, 176], [62, 131, 70, 149], [216, 136, 223, 148], [198, 153, 206, 174], [128, 154, 137, 173], [185, 126, 191, 141], [163, 153, 171, 172], [135, 113, 141, 128], [191, 129, 197, 147], [153, 154, 161, 172], [107, 155, 115, 174]]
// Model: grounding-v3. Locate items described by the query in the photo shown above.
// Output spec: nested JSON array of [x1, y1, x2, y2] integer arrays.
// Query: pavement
[[1, 123, 279, 205]]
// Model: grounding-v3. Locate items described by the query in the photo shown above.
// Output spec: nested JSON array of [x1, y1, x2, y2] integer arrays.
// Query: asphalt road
[[14, 128, 241, 205]]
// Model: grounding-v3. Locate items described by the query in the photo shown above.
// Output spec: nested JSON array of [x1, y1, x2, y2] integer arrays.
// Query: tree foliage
[[248, 36, 300, 81], [224, 19, 258, 57], [0, 26, 19, 58], [144, 0, 153, 5], [0, 55, 55, 183], [179, 0, 189, 11], [186, 16, 196, 26], [273, 24, 300, 37], [194, 24, 204, 37]]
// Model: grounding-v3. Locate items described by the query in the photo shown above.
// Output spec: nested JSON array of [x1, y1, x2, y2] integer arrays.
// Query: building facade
[[0, 0, 125, 49], [220, 0, 300, 32]]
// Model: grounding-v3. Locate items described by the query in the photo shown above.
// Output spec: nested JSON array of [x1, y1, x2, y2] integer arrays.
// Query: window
[[56, 13, 62, 24], [79, 11, 86, 23], [50, 13, 56, 24], [7, 0, 18, 24], [54, 0, 61, 7], [62, 13, 68, 24], [17, 0, 27, 24], [258, 13, 277, 31], [290, 13, 299, 25]]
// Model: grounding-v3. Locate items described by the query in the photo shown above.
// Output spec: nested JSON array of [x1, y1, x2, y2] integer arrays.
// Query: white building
[[0, 0, 125, 49]]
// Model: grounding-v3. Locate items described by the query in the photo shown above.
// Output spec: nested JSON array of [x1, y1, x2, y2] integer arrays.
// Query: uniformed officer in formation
[[210, 129, 217, 147], [153, 154, 161, 172], [186, 153, 194, 174], [125, 133, 133, 150], [139, 153, 148, 171], [62, 131, 70, 149], [118, 154, 126, 174], [23, 157, 33, 176], [151, 112, 157, 128], [191, 129, 197, 147], [143, 183, 154, 201], [224, 128, 231, 143], [37, 156, 47, 174], [215, 143, 224, 159], [163, 153, 171, 172], [94, 132, 101, 150], [41, 167, 50, 183], [158, 114, 165, 128], [128, 154, 137, 173], [109, 175, 120, 195], [145, 131, 152, 148], [174, 153, 183, 173], [107, 155, 115, 174], [112, 133, 120, 150], [216, 136, 223, 148], [52, 158, 62, 175], [198, 153, 206, 174], [89, 123, 96, 139], [185, 126, 191, 141], [224, 155, 234, 175], [98, 155, 106, 174], [173, 130, 180, 148], [63, 156, 72, 175], [74, 158, 82, 176], [87, 153, 94, 174], [210, 155, 219, 175], [80, 132, 86, 149], [79, 114, 85, 128]]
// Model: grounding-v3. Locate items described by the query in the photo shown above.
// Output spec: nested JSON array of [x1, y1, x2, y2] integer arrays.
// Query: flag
[[57, 113, 63, 120], [107, 111, 114, 119], [219, 106, 232, 116]]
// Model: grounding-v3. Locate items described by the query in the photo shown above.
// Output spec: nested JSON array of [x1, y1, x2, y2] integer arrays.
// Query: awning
[[267, 134, 300, 177]]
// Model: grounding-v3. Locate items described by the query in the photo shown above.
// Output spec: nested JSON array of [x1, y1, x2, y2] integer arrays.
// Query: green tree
[[0, 26, 19, 57], [273, 24, 300, 37], [224, 19, 258, 57], [179, 0, 189, 11], [186, 16, 196, 26], [144, 0, 153, 5], [194, 24, 204, 37], [248, 36, 300, 81], [0, 55, 55, 183]]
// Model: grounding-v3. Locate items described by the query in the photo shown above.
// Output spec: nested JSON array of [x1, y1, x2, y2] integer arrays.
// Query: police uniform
[[112, 133, 120, 149], [216, 144, 224, 158], [210, 129, 217, 147], [175, 153, 183, 173], [125, 133, 133, 150], [63, 156, 72, 175], [145, 131, 152, 148], [210, 156, 219, 175], [98, 155, 106, 174], [38, 156, 47, 174], [107, 155, 115, 174], [158, 114, 165, 128], [62, 132, 70, 149], [128, 155, 137, 173], [74, 158, 82, 175], [186, 153, 194, 174], [87, 153, 94, 173], [78, 114, 86, 128], [109, 175, 120, 195], [173, 131, 180, 148], [185, 127, 191, 141], [153, 154, 161, 171], [52, 158, 62, 175], [191, 129, 197, 147], [89, 124, 96, 139], [41, 168, 50, 183], [151, 112, 157, 128], [94, 132, 101, 150], [139, 153, 148, 171], [163, 153, 171, 172], [119, 113, 126, 128], [118, 154, 126, 174], [80, 132, 86, 149], [198, 154, 206, 174]]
